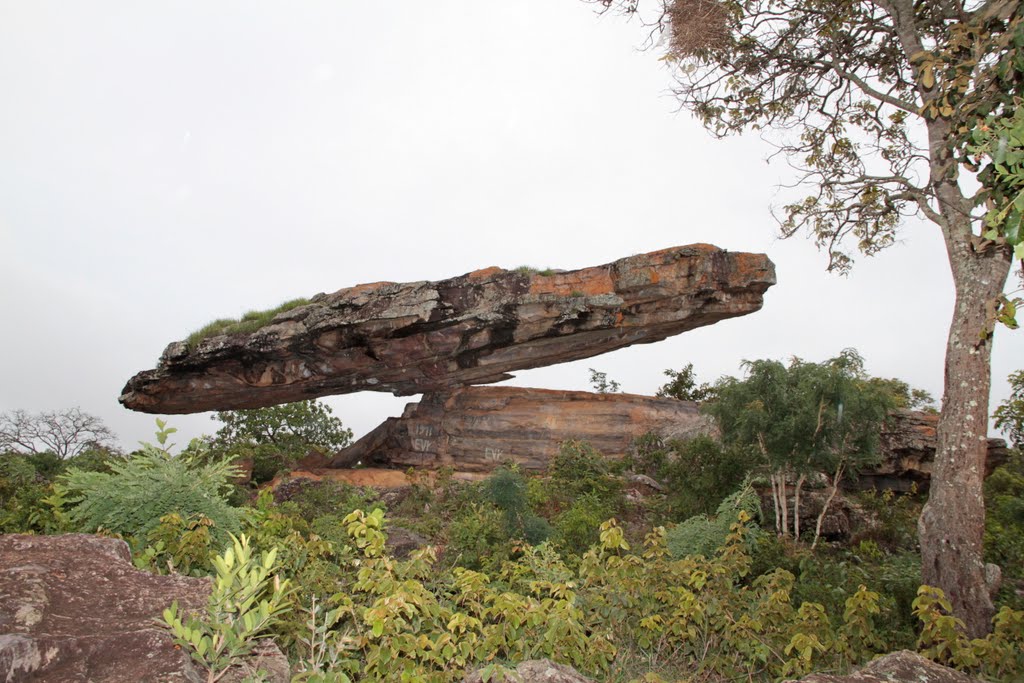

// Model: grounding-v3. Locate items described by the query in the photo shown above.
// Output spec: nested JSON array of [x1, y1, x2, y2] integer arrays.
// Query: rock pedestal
[[330, 386, 714, 471]]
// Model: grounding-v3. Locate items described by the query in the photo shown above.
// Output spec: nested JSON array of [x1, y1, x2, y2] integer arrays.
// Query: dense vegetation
[[2, 364, 1023, 681]]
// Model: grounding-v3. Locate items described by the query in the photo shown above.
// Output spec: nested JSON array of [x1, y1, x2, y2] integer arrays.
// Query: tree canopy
[[705, 349, 895, 544]]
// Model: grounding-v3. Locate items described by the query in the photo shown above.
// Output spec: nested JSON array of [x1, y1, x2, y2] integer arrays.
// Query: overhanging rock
[[120, 245, 775, 413]]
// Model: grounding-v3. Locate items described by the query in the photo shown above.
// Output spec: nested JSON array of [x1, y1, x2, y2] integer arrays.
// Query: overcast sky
[[0, 1, 1018, 452]]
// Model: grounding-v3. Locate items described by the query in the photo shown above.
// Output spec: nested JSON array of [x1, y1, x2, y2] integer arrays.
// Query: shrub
[[164, 534, 292, 682], [446, 502, 511, 572], [665, 483, 762, 558], [549, 439, 621, 506], [61, 421, 243, 548], [483, 466, 552, 545]]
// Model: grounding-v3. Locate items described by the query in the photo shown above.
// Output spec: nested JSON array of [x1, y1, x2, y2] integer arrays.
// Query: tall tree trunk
[[919, 210, 1012, 637]]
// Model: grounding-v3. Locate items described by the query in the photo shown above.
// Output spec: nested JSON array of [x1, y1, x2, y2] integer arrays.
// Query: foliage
[[914, 586, 1024, 680], [514, 265, 557, 276], [629, 434, 748, 520], [865, 377, 938, 413], [135, 512, 219, 576], [705, 349, 894, 542], [588, 368, 621, 393], [0, 407, 118, 458], [967, 90, 1024, 268], [994, 369, 1024, 448], [482, 466, 552, 545], [61, 420, 243, 548], [985, 452, 1024, 606], [164, 533, 292, 683], [655, 363, 714, 402], [184, 297, 311, 350], [209, 400, 353, 484], [446, 502, 513, 573], [665, 483, 762, 558], [548, 439, 622, 506]]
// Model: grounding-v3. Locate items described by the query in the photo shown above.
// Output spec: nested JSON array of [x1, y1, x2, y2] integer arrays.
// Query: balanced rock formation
[[329, 386, 714, 471], [0, 534, 289, 683], [120, 245, 775, 414]]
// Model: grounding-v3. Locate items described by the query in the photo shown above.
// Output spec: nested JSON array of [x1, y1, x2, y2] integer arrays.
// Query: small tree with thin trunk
[[705, 350, 894, 546]]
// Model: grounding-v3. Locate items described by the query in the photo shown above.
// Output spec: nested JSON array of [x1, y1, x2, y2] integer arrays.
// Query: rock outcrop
[[0, 534, 289, 683], [329, 386, 714, 471], [790, 649, 981, 682], [120, 245, 775, 414], [862, 410, 1008, 491], [326, 388, 1005, 491]]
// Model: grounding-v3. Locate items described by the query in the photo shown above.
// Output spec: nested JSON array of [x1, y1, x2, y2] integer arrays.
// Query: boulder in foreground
[[0, 534, 288, 683]]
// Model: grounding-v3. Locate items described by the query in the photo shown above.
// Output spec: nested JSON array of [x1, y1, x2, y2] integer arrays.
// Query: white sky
[[0, 1, 1018, 452]]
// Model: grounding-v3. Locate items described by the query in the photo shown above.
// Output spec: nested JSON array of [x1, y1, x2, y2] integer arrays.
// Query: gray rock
[[791, 650, 983, 682]]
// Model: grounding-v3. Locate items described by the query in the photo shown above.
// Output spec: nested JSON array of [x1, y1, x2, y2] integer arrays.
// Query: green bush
[[986, 452, 1024, 609], [482, 466, 552, 545], [445, 502, 511, 572], [61, 421, 244, 549], [631, 434, 750, 521], [549, 440, 622, 507], [666, 483, 762, 558]]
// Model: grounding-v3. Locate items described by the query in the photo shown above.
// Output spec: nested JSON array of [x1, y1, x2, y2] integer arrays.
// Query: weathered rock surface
[[329, 386, 715, 471], [326, 389, 1005, 490], [861, 410, 1008, 491], [463, 659, 595, 683], [120, 245, 775, 413], [790, 649, 981, 682], [0, 534, 288, 683]]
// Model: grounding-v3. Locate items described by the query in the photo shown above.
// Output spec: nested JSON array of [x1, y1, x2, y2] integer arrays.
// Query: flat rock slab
[[330, 386, 715, 471], [0, 534, 287, 683], [120, 244, 775, 413]]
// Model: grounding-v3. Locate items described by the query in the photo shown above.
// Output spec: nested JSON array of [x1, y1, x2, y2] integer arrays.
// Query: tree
[[705, 349, 895, 547], [587, 368, 621, 393], [595, 0, 1022, 635], [211, 400, 353, 483], [656, 363, 715, 401], [0, 408, 118, 459], [212, 400, 353, 453]]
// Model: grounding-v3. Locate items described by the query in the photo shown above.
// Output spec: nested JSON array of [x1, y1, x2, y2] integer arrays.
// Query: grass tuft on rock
[[184, 298, 311, 350]]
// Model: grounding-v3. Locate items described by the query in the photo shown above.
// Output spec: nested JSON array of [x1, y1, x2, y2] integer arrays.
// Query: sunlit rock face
[[328, 386, 716, 471], [120, 244, 775, 414]]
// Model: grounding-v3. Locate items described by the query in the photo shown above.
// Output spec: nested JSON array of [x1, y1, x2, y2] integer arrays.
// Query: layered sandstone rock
[[326, 389, 1006, 492], [863, 410, 1008, 491], [329, 386, 715, 471], [0, 534, 289, 683], [120, 245, 775, 414]]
